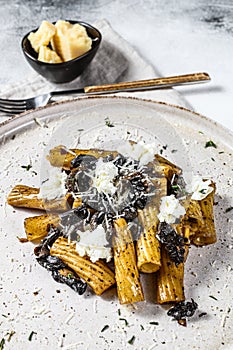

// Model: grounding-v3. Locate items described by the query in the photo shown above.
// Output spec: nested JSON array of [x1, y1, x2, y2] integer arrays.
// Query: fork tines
[[0, 98, 27, 114]]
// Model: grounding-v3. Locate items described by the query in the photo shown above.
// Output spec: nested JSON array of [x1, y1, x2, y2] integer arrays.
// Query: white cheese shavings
[[39, 167, 67, 200], [157, 195, 186, 224], [187, 175, 214, 200], [76, 225, 112, 263], [92, 158, 118, 196], [117, 140, 157, 166]]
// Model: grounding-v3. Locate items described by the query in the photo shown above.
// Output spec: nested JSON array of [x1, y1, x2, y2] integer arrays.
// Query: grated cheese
[[157, 195, 186, 224]]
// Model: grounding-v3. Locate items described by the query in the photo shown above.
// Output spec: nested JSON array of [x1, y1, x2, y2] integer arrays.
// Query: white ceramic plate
[[0, 96, 232, 350]]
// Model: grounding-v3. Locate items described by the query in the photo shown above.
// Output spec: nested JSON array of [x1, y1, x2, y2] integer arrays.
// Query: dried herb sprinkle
[[28, 331, 37, 341], [101, 325, 109, 332], [119, 318, 128, 326], [128, 335, 135, 345], [105, 117, 114, 127], [205, 140, 217, 148], [0, 338, 5, 350], [21, 164, 32, 171], [225, 207, 233, 213]]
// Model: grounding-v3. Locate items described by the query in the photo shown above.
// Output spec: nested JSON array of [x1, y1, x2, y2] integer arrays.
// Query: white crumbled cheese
[[76, 225, 112, 263], [186, 175, 214, 200], [92, 158, 118, 195], [39, 167, 67, 200], [157, 194, 186, 224], [117, 140, 157, 166]]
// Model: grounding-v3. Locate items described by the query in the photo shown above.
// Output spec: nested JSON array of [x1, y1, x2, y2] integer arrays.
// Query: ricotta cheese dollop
[[76, 225, 112, 263], [117, 141, 157, 167], [157, 194, 186, 224], [187, 175, 214, 201], [39, 167, 67, 200], [92, 158, 118, 196]]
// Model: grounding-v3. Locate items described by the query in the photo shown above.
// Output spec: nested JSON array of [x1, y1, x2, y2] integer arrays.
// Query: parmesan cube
[[28, 20, 56, 53], [38, 46, 63, 63]]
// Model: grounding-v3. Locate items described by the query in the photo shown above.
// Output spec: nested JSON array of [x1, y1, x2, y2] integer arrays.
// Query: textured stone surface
[[0, 0, 233, 130]]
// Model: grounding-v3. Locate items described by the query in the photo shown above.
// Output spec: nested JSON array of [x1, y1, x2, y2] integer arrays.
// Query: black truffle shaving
[[157, 222, 185, 266], [70, 154, 97, 170], [34, 225, 87, 295], [51, 270, 87, 295], [167, 299, 198, 326]]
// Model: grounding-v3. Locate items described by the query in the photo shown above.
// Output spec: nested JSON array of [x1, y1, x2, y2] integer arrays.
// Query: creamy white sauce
[[92, 158, 118, 196], [157, 194, 186, 224], [76, 225, 112, 263], [187, 175, 214, 200], [39, 167, 67, 200], [117, 140, 157, 166]]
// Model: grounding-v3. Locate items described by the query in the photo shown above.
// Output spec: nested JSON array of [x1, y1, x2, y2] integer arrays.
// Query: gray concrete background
[[0, 0, 233, 129]]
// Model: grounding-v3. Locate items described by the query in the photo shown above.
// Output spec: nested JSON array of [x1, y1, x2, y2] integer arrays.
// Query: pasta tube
[[156, 245, 185, 304], [155, 154, 181, 181], [24, 214, 60, 241], [50, 237, 115, 295], [136, 177, 167, 273], [47, 145, 117, 169], [182, 182, 216, 246], [191, 184, 216, 246], [72, 197, 82, 208], [113, 218, 144, 304], [136, 205, 161, 273], [7, 184, 73, 211]]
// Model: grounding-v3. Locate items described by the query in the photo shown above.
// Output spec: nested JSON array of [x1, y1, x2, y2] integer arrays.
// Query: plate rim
[[1, 95, 233, 145]]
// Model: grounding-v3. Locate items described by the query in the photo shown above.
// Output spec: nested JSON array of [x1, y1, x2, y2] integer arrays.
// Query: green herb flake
[[211, 157, 215, 162], [209, 295, 218, 301], [119, 318, 128, 326], [105, 117, 114, 127], [128, 335, 135, 345], [140, 325, 144, 331], [225, 207, 233, 213], [205, 140, 217, 149], [21, 164, 32, 171], [117, 309, 121, 316], [6, 331, 15, 342], [67, 273, 73, 279], [199, 131, 204, 134], [171, 149, 177, 153], [28, 331, 37, 341], [149, 321, 159, 325], [0, 338, 5, 350], [1, 314, 7, 318], [101, 325, 109, 332]]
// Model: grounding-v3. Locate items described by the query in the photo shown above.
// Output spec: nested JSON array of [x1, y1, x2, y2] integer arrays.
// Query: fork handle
[[83, 72, 210, 94]]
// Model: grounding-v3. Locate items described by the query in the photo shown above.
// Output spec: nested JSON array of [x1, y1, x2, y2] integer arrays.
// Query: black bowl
[[21, 20, 102, 83]]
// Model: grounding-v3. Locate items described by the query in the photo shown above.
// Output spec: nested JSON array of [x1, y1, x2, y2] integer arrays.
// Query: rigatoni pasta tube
[[156, 245, 185, 304], [182, 182, 216, 246], [24, 214, 60, 241], [7, 184, 73, 212], [136, 176, 167, 273], [192, 182, 216, 246], [113, 218, 144, 304], [47, 145, 118, 169], [50, 237, 115, 295], [136, 206, 161, 273]]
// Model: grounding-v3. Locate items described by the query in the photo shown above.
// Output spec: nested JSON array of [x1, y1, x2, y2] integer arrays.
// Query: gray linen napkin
[[0, 19, 187, 123]]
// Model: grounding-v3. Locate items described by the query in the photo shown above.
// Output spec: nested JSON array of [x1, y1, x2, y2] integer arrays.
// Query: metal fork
[[0, 72, 210, 114]]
